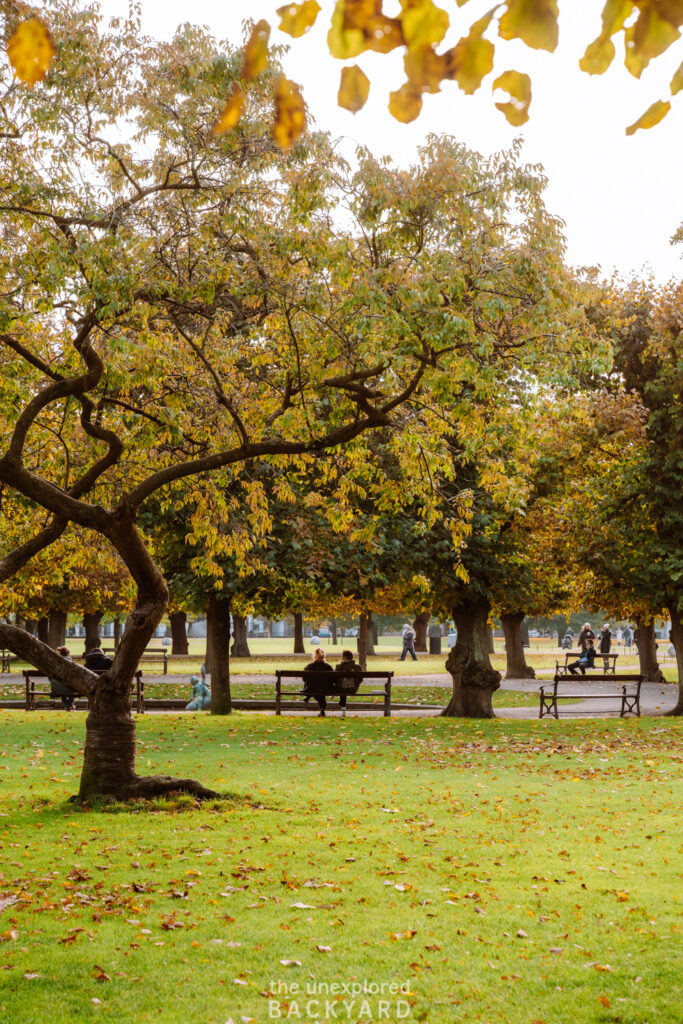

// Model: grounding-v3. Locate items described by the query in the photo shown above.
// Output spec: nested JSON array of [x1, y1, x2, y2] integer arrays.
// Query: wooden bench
[[23, 669, 144, 713], [539, 672, 643, 720], [275, 669, 393, 716], [560, 652, 619, 675], [1, 649, 17, 673], [100, 647, 168, 675]]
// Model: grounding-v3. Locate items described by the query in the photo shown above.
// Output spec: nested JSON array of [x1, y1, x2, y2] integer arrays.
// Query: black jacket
[[598, 630, 611, 654], [84, 651, 113, 671]]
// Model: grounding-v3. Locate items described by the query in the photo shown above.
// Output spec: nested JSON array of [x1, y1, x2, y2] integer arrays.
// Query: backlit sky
[[100, 1, 682, 282]]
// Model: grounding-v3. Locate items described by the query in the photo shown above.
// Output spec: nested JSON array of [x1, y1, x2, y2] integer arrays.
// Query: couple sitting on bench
[[303, 647, 361, 718]]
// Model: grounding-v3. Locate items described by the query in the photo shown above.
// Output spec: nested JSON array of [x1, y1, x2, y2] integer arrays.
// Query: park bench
[[560, 652, 619, 675], [23, 669, 144, 713], [1, 648, 17, 673], [538, 670, 643, 720], [100, 647, 169, 675], [275, 669, 393, 716]]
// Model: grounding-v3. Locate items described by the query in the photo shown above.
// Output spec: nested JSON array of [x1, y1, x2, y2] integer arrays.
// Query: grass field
[[0, 712, 681, 1023]]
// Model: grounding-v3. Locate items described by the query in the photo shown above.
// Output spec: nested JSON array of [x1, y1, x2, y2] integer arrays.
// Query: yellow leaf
[[493, 69, 531, 126], [499, 0, 559, 52], [212, 85, 244, 136], [449, 11, 495, 94], [579, 35, 616, 74], [365, 16, 404, 54], [625, 98, 671, 134], [327, 1, 367, 59], [273, 76, 306, 148], [338, 64, 370, 112], [624, 7, 680, 78], [598, 995, 611, 1008], [401, 0, 450, 50], [672, 61, 683, 94], [388, 81, 423, 122], [7, 18, 55, 85], [599, 0, 634, 37], [404, 45, 446, 93], [242, 19, 270, 81], [277, 1, 322, 38]]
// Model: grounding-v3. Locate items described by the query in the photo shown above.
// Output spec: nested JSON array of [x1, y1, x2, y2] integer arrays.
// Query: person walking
[[334, 649, 362, 719], [598, 622, 612, 670], [303, 647, 333, 717], [578, 623, 595, 651], [616, 627, 623, 647], [399, 623, 418, 662]]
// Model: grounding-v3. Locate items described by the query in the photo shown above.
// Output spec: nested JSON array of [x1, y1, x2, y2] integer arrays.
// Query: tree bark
[[501, 612, 535, 679], [169, 610, 189, 655], [441, 599, 501, 717], [486, 623, 495, 654], [83, 611, 103, 652], [48, 608, 67, 648], [357, 612, 368, 670], [208, 594, 231, 715], [413, 611, 430, 652], [231, 614, 251, 657], [365, 611, 375, 657], [37, 616, 49, 645], [665, 606, 683, 716], [113, 616, 122, 650], [636, 618, 664, 682], [331, 618, 338, 646], [293, 611, 305, 654]]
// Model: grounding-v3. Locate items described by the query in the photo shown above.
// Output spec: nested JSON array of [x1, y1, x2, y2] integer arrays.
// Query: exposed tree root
[[71, 774, 222, 804]]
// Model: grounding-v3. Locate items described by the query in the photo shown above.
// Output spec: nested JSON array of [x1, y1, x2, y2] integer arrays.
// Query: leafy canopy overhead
[[4, 2, 681, 137]]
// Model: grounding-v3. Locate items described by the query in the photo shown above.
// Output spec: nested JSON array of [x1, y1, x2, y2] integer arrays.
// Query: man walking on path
[[399, 623, 418, 662]]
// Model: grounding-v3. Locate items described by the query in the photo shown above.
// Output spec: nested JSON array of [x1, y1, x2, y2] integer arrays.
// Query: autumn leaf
[[401, 0, 450, 50], [272, 76, 306, 148], [327, 1, 366, 59], [499, 0, 559, 52], [278, 1, 322, 38], [493, 70, 532, 125], [598, 995, 611, 1008], [242, 20, 270, 81], [625, 98, 671, 134], [672, 61, 683, 94], [449, 11, 496, 94], [212, 85, 244, 136], [7, 18, 55, 85], [338, 65, 370, 112], [390, 928, 417, 940], [579, 35, 616, 74], [624, 6, 680, 78], [389, 81, 423, 122]]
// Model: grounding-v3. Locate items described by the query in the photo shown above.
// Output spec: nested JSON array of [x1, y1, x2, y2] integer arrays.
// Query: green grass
[[0, 713, 681, 1023]]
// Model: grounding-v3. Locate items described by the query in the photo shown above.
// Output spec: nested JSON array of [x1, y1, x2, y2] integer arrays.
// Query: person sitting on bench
[[49, 646, 79, 710], [334, 649, 362, 719], [84, 645, 113, 671], [567, 638, 596, 675], [303, 647, 334, 717]]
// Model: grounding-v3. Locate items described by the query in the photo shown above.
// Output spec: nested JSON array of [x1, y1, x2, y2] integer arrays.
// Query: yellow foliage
[[498, 0, 559, 52], [624, 4, 680, 78], [400, 0, 450, 50], [388, 81, 423, 122], [211, 85, 244, 136], [7, 18, 55, 85], [579, 35, 616, 74], [242, 19, 270, 81], [672, 60, 683, 93], [277, 1, 322, 38], [272, 76, 306, 148], [493, 69, 532, 126], [449, 11, 496, 94], [625, 98, 671, 134], [338, 64, 370, 112]]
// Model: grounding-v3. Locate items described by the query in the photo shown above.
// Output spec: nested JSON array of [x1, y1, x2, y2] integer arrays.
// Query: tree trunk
[[413, 611, 430, 652], [25, 618, 37, 636], [293, 612, 305, 654], [169, 610, 189, 655], [486, 623, 495, 654], [37, 616, 49, 644], [331, 618, 338, 646], [113, 617, 122, 650], [636, 618, 664, 682], [48, 608, 67, 648], [208, 594, 231, 715], [501, 612, 535, 679], [231, 614, 251, 657], [364, 611, 375, 656], [83, 611, 103, 652], [665, 606, 683, 716], [442, 599, 501, 718], [357, 612, 368, 670]]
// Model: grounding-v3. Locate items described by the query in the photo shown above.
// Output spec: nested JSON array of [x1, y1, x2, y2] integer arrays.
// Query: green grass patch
[[0, 712, 680, 1023]]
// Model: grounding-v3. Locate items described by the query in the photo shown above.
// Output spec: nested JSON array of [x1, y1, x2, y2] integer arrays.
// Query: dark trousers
[[567, 660, 587, 675], [400, 643, 417, 661]]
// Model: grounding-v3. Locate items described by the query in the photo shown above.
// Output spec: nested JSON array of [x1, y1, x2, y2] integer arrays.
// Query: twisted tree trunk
[[293, 611, 305, 654], [636, 619, 664, 682], [501, 612, 535, 679], [231, 614, 251, 657], [665, 606, 683, 716], [413, 611, 429, 652], [169, 610, 189, 655], [442, 599, 501, 718]]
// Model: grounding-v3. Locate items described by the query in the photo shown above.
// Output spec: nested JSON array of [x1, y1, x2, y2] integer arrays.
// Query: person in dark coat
[[598, 622, 612, 670], [84, 647, 113, 672], [49, 645, 79, 710], [567, 639, 596, 676], [334, 649, 362, 719], [578, 623, 595, 651], [302, 647, 333, 717]]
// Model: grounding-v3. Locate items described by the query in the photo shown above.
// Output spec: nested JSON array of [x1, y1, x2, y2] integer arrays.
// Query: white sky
[[100, 1, 682, 282]]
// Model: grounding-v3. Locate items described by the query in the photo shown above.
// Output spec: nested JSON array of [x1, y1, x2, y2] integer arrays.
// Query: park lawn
[[0, 714, 681, 1024]]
